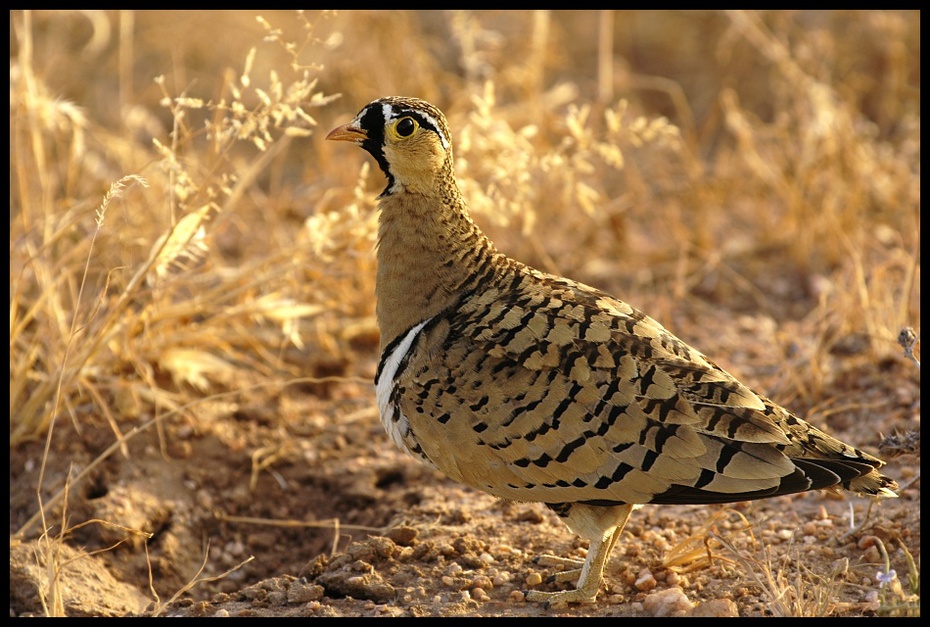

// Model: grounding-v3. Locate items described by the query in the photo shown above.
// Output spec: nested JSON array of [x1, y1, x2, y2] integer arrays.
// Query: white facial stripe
[[381, 103, 394, 126], [381, 103, 449, 151], [417, 110, 449, 150], [376, 318, 431, 453]]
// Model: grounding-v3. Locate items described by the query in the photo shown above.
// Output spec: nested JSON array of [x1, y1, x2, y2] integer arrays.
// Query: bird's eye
[[396, 117, 417, 137]]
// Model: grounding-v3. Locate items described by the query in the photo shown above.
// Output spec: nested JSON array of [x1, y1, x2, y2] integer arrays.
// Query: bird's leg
[[526, 504, 634, 606], [526, 524, 622, 605], [534, 519, 627, 584]]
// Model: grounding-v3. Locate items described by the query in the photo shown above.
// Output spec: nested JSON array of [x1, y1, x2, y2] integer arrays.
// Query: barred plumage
[[327, 96, 898, 606]]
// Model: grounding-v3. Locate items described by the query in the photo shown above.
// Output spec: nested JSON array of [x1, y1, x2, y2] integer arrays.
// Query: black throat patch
[[356, 105, 395, 197]]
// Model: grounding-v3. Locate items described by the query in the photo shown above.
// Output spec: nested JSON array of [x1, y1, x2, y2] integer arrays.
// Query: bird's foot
[[533, 554, 585, 583], [527, 553, 601, 606]]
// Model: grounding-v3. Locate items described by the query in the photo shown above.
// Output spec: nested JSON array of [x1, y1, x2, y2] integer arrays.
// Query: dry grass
[[10, 10, 919, 616]]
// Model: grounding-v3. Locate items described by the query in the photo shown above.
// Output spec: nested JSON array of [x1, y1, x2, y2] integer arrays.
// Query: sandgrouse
[[326, 97, 899, 606]]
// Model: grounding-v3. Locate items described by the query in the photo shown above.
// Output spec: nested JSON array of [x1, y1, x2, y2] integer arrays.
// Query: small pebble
[[634, 568, 657, 591], [642, 587, 694, 617], [692, 598, 739, 617], [471, 587, 490, 602], [472, 575, 493, 591]]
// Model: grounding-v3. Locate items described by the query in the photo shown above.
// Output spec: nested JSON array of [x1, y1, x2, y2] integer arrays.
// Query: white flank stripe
[[376, 318, 431, 452]]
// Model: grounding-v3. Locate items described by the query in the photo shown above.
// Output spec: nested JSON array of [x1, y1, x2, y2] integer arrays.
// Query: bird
[[325, 96, 899, 606]]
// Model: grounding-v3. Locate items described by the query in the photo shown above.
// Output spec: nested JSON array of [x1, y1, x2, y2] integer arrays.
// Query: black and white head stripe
[[353, 103, 394, 192], [380, 101, 450, 151], [350, 97, 452, 197]]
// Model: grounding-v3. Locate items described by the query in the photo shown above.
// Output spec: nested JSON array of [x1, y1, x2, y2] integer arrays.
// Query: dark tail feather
[[640, 458, 896, 506]]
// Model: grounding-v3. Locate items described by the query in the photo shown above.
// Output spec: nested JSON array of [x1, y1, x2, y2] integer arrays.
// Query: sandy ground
[[9, 313, 919, 617]]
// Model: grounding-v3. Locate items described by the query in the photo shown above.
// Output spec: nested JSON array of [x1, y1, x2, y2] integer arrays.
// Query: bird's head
[[326, 97, 454, 198]]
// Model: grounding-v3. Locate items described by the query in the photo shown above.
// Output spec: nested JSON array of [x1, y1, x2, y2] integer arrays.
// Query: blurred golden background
[[10, 10, 919, 446]]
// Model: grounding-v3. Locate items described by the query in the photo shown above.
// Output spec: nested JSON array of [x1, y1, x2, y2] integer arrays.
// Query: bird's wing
[[394, 272, 890, 504]]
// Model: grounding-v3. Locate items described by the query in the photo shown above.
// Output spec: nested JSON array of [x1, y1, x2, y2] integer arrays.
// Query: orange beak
[[325, 122, 368, 143]]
